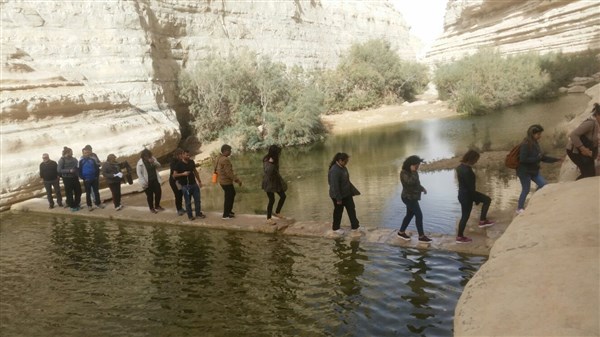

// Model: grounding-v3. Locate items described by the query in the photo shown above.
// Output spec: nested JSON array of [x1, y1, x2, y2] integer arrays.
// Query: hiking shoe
[[177, 209, 185, 216], [332, 228, 345, 235], [49, 205, 55, 209], [478, 220, 495, 228], [115, 205, 123, 211], [515, 208, 525, 215], [222, 215, 234, 219], [266, 218, 277, 225], [58, 203, 64, 208], [456, 236, 473, 244], [273, 213, 286, 219], [188, 216, 195, 221], [150, 208, 158, 214], [96, 204, 105, 209], [418, 235, 432, 243], [87, 206, 94, 212], [70, 207, 79, 212], [197, 213, 206, 219], [155, 206, 165, 212], [397, 232, 411, 241]]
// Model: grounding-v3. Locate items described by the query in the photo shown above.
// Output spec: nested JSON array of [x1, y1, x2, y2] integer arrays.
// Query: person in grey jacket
[[262, 145, 287, 225], [566, 103, 599, 180], [57, 146, 81, 211], [328, 152, 360, 234], [102, 154, 124, 210], [397, 155, 431, 243], [136, 148, 163, 213]]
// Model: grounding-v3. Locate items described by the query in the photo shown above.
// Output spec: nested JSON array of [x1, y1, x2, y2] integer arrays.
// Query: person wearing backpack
[[516, 124, 562, 214], [79, 147, 105, 211], [566, 103, 599, 180]]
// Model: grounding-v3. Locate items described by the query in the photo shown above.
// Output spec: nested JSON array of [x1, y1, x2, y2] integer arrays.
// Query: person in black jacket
[[516, 124, 562, 214], [168, 148, 185, 216], [40, 153, 63, 209], [328, 152, 360, 234], [101, 154, 124, 210], [397, 155, 431, 243], [455, 150, 495, 244], [262, 145, 287, 225]]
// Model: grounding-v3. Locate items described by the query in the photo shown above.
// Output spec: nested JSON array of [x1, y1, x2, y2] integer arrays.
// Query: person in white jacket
[[136, 148, 163, 213]]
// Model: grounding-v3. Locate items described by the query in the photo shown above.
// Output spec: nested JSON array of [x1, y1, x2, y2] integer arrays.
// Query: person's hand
[[198, 181, 203, 188], [238, 180, 243, 187], [336, 200, 342, 205], [115, 172, 123, 178], [183, 171, 190, 176], [422, 188, 428, 195], [580, 147, 593, 157]]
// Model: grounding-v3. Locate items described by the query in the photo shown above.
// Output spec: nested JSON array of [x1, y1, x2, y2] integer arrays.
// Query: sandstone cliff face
[[0, 0, 413, 210], [427, 0, 600, 64]]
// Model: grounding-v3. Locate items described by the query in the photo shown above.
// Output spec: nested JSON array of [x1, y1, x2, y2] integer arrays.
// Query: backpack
[[505, 144, 520, 169]]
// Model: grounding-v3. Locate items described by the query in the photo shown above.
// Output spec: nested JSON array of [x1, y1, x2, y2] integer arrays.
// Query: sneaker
[[150, 208, 158, 214], [222, 215, 234, 219], [97, 204, 105, 209], [397, 231, 411, 241], [230, 211, 235, 215], [456, 236, 473, 244], [115, 205, 123, 211], [58, 203, 64, 207], [266, 218, 277, 225], [197, 213, 206, 219], [478, 219, 495, 228], [155, 206, 165, 212], [273, 213, 286, 219], [515, 208, 525, 215], [87, 206, 94, 212], [70, 207, 79, 212], [62, 204, 68, 208], [418, 235, 432, 243], [177, 209, 185, 216], [188, 216, 195, 221], [332, 228, 345, 235], [49, 205, 55, 209]]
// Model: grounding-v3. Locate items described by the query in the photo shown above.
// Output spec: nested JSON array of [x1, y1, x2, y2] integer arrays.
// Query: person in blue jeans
[[397, 155, 432, 243], [79, 147, 104, 211], [173, 149, 205, 220], [516, 124, 562, 214]]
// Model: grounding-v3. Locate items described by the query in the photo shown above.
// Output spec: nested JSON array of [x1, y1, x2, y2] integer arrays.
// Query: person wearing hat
[[516, 124, 562, 214], [397, 155, 432, 243]]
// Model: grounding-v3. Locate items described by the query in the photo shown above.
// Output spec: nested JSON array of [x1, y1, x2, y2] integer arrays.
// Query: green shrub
[[535, 49, 600, 98]]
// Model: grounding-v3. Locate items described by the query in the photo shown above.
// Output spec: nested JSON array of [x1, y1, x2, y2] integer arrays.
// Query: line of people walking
[[40, 104, 598, 243]]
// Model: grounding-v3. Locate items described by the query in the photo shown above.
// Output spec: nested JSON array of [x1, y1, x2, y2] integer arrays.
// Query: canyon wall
[[0, 0, 414, 210], [427, 0, 600, 64]]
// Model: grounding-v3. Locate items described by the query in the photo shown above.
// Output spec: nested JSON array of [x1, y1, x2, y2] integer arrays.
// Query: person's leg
[[192, 185, 201, 216], [91, 179, 101, 206], [266, 192, 275, 218], [331, 198, 344, 230], [83, 180, 93, 207], [473, 192, 492, 220], [151, 179, 162, 208], [114, 183, 122, 207], [400, 197, 415, 232], [531, 173, 547, 190], [144, 187, 154, 210], [108, 183, 119, 207], [517, 172, 531, 210], [411, 200, 424, 236], [275, 191, 286, 214], [44, 181, 54, 207], [221, 184, 235, 217], [182, 186, 193, 218], [343, 196, 360, 230], [52, 179, 62, 206], [73, 179, 82, 207], [169, 179, 183, 211], [63, 179, 74, 208], [457, 198, 473, 237], [567, 150, 596, 179]]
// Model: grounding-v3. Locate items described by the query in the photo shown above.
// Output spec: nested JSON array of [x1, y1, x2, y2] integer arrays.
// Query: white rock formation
[[427, 0, 600, 64], [0, 0, 414, 210]]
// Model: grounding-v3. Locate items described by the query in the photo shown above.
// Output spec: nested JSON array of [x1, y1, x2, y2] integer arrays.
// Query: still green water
[[0, 213, 485, 337], [198, 94, 590, 234]]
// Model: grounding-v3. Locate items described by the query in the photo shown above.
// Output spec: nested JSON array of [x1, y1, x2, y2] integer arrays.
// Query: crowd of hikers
[[39, 103, 599, 244]]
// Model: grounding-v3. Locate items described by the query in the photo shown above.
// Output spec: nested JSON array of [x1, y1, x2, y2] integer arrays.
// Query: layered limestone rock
[[427, 0, 600, 64], [0, 0, 414, 210]]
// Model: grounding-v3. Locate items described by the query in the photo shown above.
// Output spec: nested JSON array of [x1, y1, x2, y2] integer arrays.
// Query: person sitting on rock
[[39, 153, 63, 209]]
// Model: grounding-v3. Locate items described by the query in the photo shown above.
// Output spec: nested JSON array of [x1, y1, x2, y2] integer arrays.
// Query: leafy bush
[[318, 39, 429, 113], [178, 50, 326, 150], [535, 49, 600, 98], [433, 49, 549, 114]]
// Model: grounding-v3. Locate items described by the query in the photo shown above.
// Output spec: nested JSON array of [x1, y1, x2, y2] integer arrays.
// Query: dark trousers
[[144, 179, 162, 209], [567, 149, 596, 180], [83, 178, 101, 206], [43, 178, 62, 207], [108, 182, 121, 208], [457, 192, 491, 237], [400, 197, 424, 236], [63, 177, 81, 208], [266, 191, 286, 219], [220, 184, 236, 217], [182, 184, 201, 218], [331, 196, 360, 230], [169, 178, 184, 211]]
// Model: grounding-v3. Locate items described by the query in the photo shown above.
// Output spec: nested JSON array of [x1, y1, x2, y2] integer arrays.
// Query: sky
[[391, 0, 448, 54]]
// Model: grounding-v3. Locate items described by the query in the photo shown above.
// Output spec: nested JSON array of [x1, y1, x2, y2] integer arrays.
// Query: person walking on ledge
[[516, 124, 562, 214], [397, 155, 431, 243], [137, 148, 163, 214], [328, 152, 360, 235], [40, 153, 63, 209], [455, 150, 495, 244], [216, 144, 242, 219], [566, 103, 599, 180], [262, 145, 287, 225]]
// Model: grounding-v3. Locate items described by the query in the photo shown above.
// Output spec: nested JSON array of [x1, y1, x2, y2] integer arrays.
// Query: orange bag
[[211, 172, 218, 184]]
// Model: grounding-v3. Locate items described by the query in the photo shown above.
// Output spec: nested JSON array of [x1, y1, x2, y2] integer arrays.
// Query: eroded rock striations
[[0, 0, 413, 210], [427, 0, 600, 64]]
